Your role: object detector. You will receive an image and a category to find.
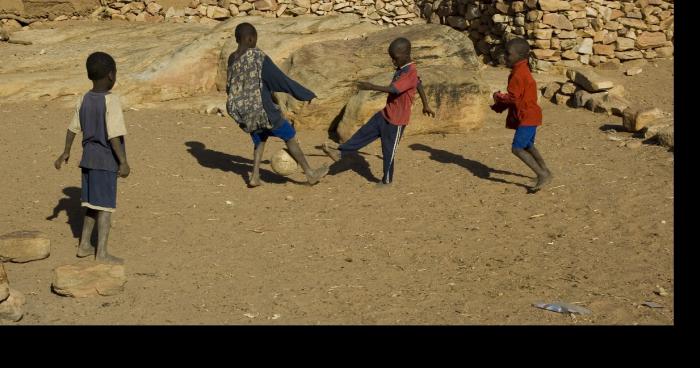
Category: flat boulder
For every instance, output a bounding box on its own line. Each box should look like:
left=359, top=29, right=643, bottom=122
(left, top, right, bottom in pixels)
left=567, top=68, right=614, bottom=92
left=52, top=263, right=126, bottom=298
left=0, top=230, right=50, bottom=263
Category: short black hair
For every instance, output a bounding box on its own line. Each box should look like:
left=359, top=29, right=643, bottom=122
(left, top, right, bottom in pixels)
left=86, top=52, right=116, bottom=81
left=389, top=37, right=411, bottom=56
left=505, top=37, right=530, bottom=60
left=235, top=22, right=257, bottom=43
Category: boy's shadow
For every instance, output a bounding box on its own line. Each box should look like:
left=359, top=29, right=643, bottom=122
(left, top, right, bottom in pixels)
left=46, top=187, right=92, bottom=241
left=185, top=141, right=300, bottom=185
left=315, top=145, right=381, bottom=183
left=409, top=143, right=533, bottom=191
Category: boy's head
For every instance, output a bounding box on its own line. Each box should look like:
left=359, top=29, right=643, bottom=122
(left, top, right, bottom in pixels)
left=388, top=37, right=411, bottom=68
left=235, top=22, right=257, bottom=48
left=86, top=51, right=116, bottom=89
left=504, top=37, right=530, bottom=67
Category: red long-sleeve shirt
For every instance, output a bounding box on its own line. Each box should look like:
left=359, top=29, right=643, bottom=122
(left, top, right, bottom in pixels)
left=490, top=59, right=542, bottom=129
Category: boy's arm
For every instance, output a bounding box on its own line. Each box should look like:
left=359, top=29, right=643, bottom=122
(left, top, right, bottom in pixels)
left=109, top=137, right=130, bottom=178
left=494, top=75, right=523, bottom=105
left=417, top=81, right=435, bottom=117
left=357, top=81, right=395, bottom=94
left=105, top=94, right=129, bottom=178
left=262, top=56, right=316, bottom=101
left=54, top=130, right=76, bottom=169
left=55, top=97, right=82, bottom=169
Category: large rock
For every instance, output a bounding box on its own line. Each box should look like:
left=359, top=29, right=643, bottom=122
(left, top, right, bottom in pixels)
left=0, top=21, right=227, bottom=106
left=21, top=0, right=100, bottom=18
left=52, top=263, right=127, bottom=298
left=566, top=68, right=614, bottom=92
left=542, top=81, right=562, bottom=99
left=0, top=264, right=8, bottom=303
left=0, top=15, right=381, bottom=110
left=0, top=0, right=24, bottom=14
left=0, top=288, right=25, bottom=322
left=271, top=24, right=490, bottom=139
left=0, top=231, right=50, bottom=263
left=642, top=117, right=674, bottom=139
left=572, top=89, right=606, bottom=109
left=217, top=15, right=381, bottom=94
left=587, top=93, right=630, bottom=116
left=622, top=107, right=667, bottom=132
left=657, top=125, right=673, bottom=149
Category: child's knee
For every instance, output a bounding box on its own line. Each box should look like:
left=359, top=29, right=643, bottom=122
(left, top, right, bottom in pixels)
left=511, top=147, right=524, bottom=155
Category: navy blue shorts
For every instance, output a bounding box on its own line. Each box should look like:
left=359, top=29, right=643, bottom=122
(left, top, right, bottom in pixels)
left=512, top=126, right=537, bottom=149
left=81, top=168, right=117, bottom=212
left=250, top=120, right=296, bottom=147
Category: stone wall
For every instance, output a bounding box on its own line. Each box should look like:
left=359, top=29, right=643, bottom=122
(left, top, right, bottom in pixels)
left=420, top=0, right=674, bottom=70
left=1, top=0, right=674, bottom=69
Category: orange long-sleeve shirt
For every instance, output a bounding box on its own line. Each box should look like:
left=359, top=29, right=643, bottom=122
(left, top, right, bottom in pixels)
left=490, top=59, right=542, bottom=129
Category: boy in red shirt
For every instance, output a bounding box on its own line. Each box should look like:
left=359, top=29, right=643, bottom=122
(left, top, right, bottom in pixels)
left=322, top=37, right=435, bottom=187
left=491, top=37, right=553, bottom=191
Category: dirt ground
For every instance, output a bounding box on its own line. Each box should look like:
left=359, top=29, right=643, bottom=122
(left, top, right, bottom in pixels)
left=0, top=37, right=673, bottom=324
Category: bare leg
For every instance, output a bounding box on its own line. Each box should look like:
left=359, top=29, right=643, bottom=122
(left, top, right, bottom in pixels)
left=77, top=208, right=96, bottom=258
left=250, top=141, right=266, bottom=187
left=527, top=146, right=551, bottom=175
left=526, top=146, right=553, bottom=190
left=286, top=137, right=328, bottom=185
left=95, top=210, right=123, bottom=264
left=512, top=148, right=548, bottom=191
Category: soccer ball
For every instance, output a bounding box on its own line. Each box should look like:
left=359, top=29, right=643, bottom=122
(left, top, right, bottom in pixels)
left=271, top=149, right=298, bottom=176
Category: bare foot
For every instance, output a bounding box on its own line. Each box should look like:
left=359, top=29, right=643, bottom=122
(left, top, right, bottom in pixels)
left=533, top=172, right=553, bottom=191
left=76, top=243, right=94, bottom=258
left=307, top=164, right=329, bottom=186
left=95, top=253, right=124, bottom=265
left=249, top=176, right=262, bottom=188
left=322, top=142, right=340, bottom=162
left=375, top=182, right=393, bottom=189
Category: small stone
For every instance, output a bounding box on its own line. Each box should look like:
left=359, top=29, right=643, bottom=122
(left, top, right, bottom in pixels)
left=285, top=195, right=294, bottom=201
left=560, top=82, right=577, bottom=95
left=542, top=82, right=562, bottom=99
left=554, top=93, right=570, bottom=105
left=0, top=288, right=25, bottom=322
left=626, top=140, right=642, bottom=149
left=656, top=286, right=669, bottom=297
left=0, top=264, right=9, bottom=302
left=625, top=67, right=642, bottom=76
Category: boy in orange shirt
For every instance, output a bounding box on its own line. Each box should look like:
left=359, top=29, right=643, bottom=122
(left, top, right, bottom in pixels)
left=491, top=38, right=552, bottom=191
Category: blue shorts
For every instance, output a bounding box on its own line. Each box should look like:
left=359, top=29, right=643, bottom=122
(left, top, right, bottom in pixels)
left=81, top=168, right=117, bottom=212
left=512, top=126, right=537, bottom=149
left=250, top=120, right=296, bottom=147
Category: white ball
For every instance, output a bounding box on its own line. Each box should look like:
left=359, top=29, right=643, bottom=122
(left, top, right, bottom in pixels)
left=271, top=149, right=298, bottom=176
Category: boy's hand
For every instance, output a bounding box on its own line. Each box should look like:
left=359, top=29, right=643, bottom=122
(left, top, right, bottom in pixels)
left=422, top=106, right=436, bottom=117
left=492, top=91, right=503, bottom=102
left=357, top=81, right=373, bottom=91
left=54, top=153, right=69, bottom=170
left=118, top=163, right=130, bottom=178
